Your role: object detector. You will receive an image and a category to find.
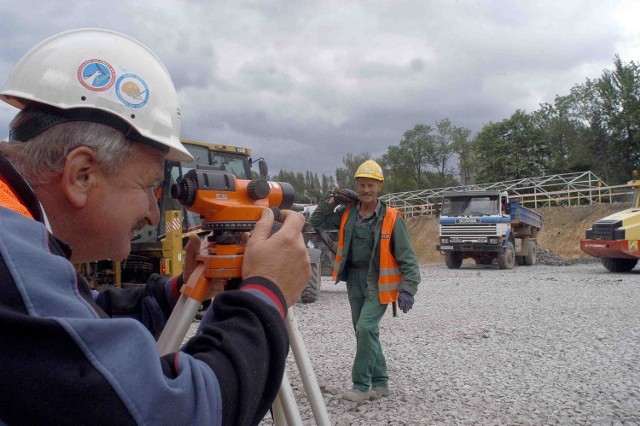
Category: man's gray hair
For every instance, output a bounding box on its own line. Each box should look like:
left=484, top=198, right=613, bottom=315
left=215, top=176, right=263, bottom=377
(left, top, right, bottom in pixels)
left=1, top=107, right=136, bottom=185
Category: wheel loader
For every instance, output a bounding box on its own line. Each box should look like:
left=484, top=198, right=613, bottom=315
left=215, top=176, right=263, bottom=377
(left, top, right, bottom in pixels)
left=580, top=172, right=640, bottom=272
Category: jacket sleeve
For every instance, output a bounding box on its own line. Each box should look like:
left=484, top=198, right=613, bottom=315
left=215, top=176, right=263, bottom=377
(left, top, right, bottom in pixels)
left=0, top=207, right=289, bottom=426
left=94, top=273, right=182, bottom=339
left=391, top=216, right=421, bottom=295
left=309, top=198, right=344, bottom=230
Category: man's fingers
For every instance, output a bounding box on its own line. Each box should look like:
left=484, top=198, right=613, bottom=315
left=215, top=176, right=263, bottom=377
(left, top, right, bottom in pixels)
left=185, top=234, right=201, bottom=253
left=248, top=208, right=274, bottom=243
left=277, top=210, right=305, bottom=234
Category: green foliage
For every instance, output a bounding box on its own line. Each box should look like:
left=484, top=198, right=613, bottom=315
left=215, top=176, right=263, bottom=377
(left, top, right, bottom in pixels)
left=335, top=152, right=370, bottom=189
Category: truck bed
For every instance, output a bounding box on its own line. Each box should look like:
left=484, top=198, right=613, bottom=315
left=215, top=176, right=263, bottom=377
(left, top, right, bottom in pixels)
left=510, top=201, right=542, bottom=229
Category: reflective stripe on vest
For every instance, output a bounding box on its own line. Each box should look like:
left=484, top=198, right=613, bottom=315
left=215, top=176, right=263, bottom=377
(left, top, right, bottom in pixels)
left=0, top=177, right=33, bottom=219
left=332, top=208, right=350, bottom=281
left=332, top=205, right=402, bottom=304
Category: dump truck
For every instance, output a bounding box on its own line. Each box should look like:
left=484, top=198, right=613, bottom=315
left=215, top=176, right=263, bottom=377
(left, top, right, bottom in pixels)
left=580, top=175, right=640, bottom=272
left=436, top=190, right=543, bottom=269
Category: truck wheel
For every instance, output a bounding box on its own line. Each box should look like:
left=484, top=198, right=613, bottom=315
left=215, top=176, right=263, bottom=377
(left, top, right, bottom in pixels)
left=445, top=252, right=463, bottom=269
left=524, top=241, right=537, bottom=266
left=515, top=256, right=524, bottom=266
left=601, top=257, right=638, bottom=272
left=497, top=241, right=516, bottom=270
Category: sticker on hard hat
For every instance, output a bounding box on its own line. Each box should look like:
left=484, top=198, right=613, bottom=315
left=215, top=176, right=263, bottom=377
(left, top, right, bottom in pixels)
left=115, top=73, right=150, bottom=108
left=361, top=168, right=374, bottom=173
left=77, top=59, right=116, bottom=91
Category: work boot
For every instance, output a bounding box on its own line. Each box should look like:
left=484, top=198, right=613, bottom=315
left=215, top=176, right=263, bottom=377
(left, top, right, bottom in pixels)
left=341, top=387, right=371, bottom=402
left=369, top=385, right=390, bottom=399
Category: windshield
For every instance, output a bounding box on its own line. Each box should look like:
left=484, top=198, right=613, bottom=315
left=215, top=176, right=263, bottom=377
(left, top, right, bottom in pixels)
left=441, top=196, right=499, bottom=216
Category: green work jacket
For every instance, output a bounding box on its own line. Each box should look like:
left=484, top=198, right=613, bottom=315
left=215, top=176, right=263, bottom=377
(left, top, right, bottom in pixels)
left=310, top=198, right=420, bottom=296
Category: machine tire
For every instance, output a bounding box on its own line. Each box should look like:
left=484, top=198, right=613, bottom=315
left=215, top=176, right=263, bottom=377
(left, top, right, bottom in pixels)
left=524, top=240, right=537, bottom=266
left=497, top=241, right=516, bottom=270
left=601, top=257, right=638, bottom=272
left=515, top=256, right=525, bottom=266
left=445, top=252, right=463, bottom=269
left=300, top=251, right=322, bottom=303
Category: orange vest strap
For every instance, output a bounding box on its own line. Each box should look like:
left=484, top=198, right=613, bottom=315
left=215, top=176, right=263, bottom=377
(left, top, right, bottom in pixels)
left=332, top=206, right=351, bottom=281
left=0, top=178, right=34, bottom=219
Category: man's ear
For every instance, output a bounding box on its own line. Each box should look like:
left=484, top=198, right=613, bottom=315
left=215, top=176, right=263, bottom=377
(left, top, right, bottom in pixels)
left=61, top=146, right=100, bottom=208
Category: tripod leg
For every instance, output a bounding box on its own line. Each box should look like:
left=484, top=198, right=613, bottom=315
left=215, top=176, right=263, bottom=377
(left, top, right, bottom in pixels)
left=285, top=307, right=331, bottom=425
left=272, top=370, right=303, bottom=425
left=157, top=295, right=203, bottom=355
left=157, top=263, right=208, bottom=355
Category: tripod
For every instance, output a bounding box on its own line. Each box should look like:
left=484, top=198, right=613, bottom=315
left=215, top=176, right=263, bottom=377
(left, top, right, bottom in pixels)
left=156, top=231, right=330, bottom=425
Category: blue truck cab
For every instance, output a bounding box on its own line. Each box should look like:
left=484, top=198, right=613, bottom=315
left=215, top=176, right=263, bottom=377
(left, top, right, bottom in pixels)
left=436, top=190, right=543, bottom=269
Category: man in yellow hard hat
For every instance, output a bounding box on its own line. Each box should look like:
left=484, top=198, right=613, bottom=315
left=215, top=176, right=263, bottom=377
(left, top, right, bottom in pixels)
left=310, top=159, right=421, bottom=402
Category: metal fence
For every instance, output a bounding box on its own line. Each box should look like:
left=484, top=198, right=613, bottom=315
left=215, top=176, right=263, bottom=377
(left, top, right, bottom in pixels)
left=380, top=171, right=636, bottom=218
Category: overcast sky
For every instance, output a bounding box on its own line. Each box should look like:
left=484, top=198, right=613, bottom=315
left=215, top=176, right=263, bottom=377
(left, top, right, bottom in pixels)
left=0, top=0, right=638, bottom=178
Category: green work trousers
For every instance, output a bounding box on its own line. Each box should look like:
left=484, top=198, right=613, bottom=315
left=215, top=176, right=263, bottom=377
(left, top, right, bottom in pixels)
left=347, top=267, right=389, bottom=391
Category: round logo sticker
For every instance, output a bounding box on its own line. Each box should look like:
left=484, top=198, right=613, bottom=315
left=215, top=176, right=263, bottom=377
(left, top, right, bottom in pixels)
left=115, top=73, right=150, bottom=108
left=77, top=59, right=116, bottom=91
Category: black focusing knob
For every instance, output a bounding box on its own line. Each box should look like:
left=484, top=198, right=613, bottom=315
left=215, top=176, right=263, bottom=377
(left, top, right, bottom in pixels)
left=247, top=179, right=270, bottom=200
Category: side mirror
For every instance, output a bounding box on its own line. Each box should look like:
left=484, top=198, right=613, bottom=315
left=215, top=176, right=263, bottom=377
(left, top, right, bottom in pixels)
left=258, top=160, right=268, bottom=177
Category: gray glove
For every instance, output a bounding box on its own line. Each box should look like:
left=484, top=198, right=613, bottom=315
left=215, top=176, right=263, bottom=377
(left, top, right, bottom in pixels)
left=330, top=188, right=359, bottom=205
left=397, top=290, right=414, bottom=313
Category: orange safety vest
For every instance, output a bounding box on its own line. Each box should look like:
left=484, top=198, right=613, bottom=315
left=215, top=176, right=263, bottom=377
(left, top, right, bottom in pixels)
left=0, top=177, right=33, bottom=219
left=333, top=206, right=403, bottom=304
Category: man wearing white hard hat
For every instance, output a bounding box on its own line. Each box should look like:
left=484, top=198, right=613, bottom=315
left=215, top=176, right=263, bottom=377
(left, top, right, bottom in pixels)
left=0, top=28, right=310, bottom=425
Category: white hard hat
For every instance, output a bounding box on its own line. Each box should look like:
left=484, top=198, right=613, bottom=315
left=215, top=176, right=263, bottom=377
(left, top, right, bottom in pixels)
left=0, top=28, right=193, bottom=162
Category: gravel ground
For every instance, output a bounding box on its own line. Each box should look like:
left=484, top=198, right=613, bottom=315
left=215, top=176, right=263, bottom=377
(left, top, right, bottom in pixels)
left=256, top=257, right=640, bottom=425
left=185, top=254, right=640, bottom=425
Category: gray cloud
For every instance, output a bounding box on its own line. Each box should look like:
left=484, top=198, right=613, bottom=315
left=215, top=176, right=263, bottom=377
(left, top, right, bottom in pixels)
left=0, top=0, right=637, bottom=178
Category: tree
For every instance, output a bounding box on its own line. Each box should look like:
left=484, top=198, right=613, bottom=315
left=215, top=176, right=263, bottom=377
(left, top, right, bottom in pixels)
left=432, top=119, right=471, bottom=177
left=335, top=152, right=370, bottom=189
left=597, top=55, right=640, bottom=183
left=381, top=124, right=435, bottom=190
left=474, top=110, right=547, bottom=183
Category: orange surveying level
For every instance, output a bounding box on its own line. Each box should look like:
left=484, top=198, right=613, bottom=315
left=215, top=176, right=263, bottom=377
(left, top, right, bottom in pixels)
left=169, top=168, right=295, bottom=289
left=156, top=167, right=329, bottom=425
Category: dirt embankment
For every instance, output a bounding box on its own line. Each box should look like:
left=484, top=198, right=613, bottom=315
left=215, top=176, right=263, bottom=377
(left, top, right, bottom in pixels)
left=405, top=203, right=631, bottom=264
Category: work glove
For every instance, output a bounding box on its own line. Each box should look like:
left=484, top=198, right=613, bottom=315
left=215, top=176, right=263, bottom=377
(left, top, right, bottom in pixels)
left=397, top=290, right=414, bottom=313
left=330, top=188, right=360, bottom=205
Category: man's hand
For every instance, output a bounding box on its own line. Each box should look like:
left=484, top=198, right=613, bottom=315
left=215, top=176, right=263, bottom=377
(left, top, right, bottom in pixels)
left=397, top=290, right=414, bottom=313
left=183, top=233, right=203, bottom=284
left=243, top=208, right=311, bottom=307
left=331, top=188, right=360, bottom=205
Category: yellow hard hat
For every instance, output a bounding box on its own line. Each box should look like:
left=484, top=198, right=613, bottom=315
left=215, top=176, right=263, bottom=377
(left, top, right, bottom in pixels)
left=354, top=160, right=384, bottom=182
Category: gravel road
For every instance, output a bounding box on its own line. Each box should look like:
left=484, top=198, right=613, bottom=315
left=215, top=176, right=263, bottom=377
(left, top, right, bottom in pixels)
left=257, top=260, right=640, bottom=425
